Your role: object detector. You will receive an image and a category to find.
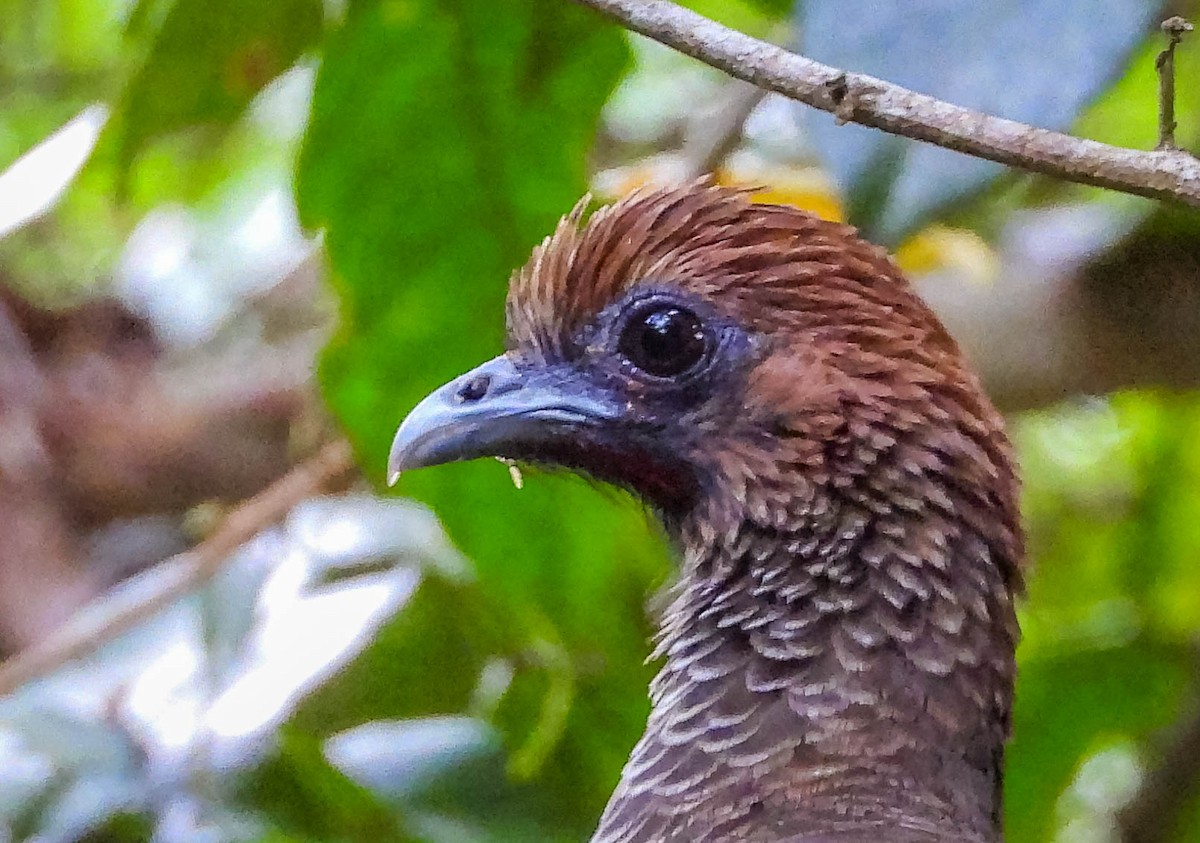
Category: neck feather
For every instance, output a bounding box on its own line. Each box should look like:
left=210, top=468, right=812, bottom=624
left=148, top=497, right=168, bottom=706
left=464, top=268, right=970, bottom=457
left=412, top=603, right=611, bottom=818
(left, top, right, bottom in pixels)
left=593, top=478, right=1019, bottom=843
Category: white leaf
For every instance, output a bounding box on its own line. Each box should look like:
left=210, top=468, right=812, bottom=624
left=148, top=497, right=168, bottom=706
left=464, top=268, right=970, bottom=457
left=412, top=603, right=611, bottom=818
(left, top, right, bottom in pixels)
left=0, top=104, right=108, bottom=240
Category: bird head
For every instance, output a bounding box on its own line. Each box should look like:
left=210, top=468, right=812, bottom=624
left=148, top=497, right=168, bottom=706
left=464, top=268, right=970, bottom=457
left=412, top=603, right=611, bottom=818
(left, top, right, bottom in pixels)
left=391, top=183, right=1025, bottom=838
left=390, top=184, right=1020, bottom=572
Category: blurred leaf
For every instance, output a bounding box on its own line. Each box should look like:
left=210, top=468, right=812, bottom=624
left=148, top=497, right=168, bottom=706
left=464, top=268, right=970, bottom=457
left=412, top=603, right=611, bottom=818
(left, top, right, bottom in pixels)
left=0, top=707, right=146, bottom=841
left=80, top=811, right=155, bottom=843
left=204, top=496, right=447, bottom=764
left=0, top=494, right=460, bottom=840
left=298, top=0, right=667, bottom=831
left=745, top=0, right=796, bottom=16
left=0, top=104, right=108, bottom=240
left=115, top=0, right=322, bottom=174
left=293, top=494, right=471, bottom=586
left=1010, top=393, right=1200, bottom=841
left=1006, top=642, right=1193, bottom=841
left=239, top=729, right=415, bottom=842
left=683, top=0, right=788, bottom=36
left=326, top=717, right=499, bottom=801
left=200, top=534, right=276, bottom=690
left=34, top=775, right=146, bottom=843
left=124, top=0, right=176, bottom=40
left=326, top=717, right=581, bottom=843
left=292, top=567, right=500, bottom=736
left=798, top=0, right=1159, bottom=243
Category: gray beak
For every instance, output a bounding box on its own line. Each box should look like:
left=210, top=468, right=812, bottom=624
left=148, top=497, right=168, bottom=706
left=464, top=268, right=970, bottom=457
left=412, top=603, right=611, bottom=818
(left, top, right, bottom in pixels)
left=387, top=355, right=620, bottom=485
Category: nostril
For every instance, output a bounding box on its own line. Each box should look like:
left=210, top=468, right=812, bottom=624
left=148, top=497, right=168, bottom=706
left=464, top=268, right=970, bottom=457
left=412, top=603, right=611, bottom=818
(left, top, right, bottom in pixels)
left=456, top=374, right=491, bottom=402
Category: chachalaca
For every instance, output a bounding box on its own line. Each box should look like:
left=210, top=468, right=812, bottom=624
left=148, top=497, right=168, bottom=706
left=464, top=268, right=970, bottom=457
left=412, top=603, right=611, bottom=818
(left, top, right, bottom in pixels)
left=389, top=184, right=1023, bottom=842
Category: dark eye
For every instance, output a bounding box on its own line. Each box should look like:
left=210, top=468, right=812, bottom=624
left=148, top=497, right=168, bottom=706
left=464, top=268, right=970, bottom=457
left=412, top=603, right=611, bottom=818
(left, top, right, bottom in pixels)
left=618, top=304, right=708, bottom=378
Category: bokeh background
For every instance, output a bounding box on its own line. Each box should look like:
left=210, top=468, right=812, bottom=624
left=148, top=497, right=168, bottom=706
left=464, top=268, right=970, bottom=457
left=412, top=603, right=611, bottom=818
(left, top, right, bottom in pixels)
left=2, top=0, right=1200, bottom=841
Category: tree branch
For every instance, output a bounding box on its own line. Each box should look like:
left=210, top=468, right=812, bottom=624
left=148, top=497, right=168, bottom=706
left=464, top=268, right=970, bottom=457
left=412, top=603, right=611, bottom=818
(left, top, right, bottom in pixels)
left=570, top=0, right=1200, bottom=207
left=0, top=440, right=356, bottom=697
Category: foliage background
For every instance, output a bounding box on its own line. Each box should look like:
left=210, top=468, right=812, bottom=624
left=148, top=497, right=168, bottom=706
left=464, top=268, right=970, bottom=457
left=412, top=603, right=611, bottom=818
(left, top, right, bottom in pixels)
left=2, top=0, right=1200, bottom=841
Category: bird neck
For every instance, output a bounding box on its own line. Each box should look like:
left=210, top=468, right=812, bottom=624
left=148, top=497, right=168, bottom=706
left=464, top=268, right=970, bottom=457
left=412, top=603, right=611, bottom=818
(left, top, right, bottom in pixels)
left=632, top=490, right=1016, bottom=841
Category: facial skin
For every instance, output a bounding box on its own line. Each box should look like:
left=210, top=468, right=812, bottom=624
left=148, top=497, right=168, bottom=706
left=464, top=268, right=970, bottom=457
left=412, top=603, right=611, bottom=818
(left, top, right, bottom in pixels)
left=390, top=280, right=761, bottom=518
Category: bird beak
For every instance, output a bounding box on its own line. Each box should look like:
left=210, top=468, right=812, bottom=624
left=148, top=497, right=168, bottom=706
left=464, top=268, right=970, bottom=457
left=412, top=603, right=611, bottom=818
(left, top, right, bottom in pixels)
left=387, top=354, right=620, bottom=485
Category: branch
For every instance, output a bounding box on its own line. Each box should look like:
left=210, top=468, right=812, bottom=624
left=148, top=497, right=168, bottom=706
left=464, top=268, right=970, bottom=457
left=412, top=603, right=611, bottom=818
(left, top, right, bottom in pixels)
left=0, top=440, right=357, bottom=697
left=1157, top=17, right=1194, bottom=151
left=570, top=0, right=1200, bottom=207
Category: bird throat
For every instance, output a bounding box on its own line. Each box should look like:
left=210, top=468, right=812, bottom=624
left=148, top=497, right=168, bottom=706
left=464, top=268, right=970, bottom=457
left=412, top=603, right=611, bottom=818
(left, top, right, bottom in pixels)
left=594, top=490, right=1016, bottom=843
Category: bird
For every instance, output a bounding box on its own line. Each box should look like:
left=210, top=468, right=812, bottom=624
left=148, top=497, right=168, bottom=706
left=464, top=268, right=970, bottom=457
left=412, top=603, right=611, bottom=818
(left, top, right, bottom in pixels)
left=388, top=183, right=1023, bottom=842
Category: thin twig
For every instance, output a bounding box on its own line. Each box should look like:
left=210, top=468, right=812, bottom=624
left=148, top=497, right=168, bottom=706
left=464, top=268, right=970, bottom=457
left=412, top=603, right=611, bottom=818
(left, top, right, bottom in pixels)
left=1157, top=16, right=1193, bottom=150
left=0, top=440, right=357, bottom=697
left=570, top=0, right=1200, bottom=206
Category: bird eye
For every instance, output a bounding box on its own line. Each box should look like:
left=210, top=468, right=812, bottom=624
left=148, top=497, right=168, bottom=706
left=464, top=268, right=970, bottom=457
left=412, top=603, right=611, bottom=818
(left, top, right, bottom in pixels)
left=618, top=304, right=708, bottom=378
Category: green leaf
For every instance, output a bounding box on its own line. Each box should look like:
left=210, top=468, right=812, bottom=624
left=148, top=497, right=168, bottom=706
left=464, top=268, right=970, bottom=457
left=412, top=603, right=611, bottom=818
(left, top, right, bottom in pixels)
left=1006, top=642, right=1193, bottom=842
left=326, top=717, right=583, bottom=842
left=115, top=0, right=322, bottom=173
left=297, top=0, right=666, bottom=831
left=326, top=717, right=500, bottom=802
left=291, top=567, right=501, bottom=736
left=239, top=728, right=416, bottom=842
left=682, top=0, right=789, bottom=36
